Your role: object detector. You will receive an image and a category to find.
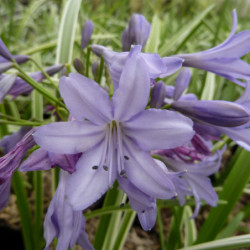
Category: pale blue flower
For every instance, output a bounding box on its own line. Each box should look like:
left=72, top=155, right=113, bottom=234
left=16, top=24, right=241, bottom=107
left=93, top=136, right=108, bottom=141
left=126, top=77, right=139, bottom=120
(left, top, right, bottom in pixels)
left=33, top=46, right=194, bottom=211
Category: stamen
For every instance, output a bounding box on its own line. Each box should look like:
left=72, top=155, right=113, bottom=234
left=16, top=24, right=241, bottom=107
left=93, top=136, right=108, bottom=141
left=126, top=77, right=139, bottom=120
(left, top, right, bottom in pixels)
left=92, top=165, right=98, bottom=170
left=108, top=122, right=114, bottom=185
left=103, top=165, right=109, bottom=171
left=120, top=169, right=126, bottom=176
left=124, top=155, right=129, bottom=160
left=120, top=203, right=125, bottom=208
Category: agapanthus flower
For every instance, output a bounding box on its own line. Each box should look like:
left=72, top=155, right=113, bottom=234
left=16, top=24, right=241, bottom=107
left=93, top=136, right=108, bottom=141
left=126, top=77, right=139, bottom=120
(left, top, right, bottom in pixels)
left=0, top=128, right=35, bottom=184
left=156, top=146, right=224, bottom=217
left=122, top=14, right=150, bottom=51
left=33, top=46, right=194, bottom=213
left=177, top=10, right=250, bottom=87
left=43, top=172, right=94, bottom=250
left=91, top=44, right=183, bottom=90
left=0, top=126, right=32, bottom=210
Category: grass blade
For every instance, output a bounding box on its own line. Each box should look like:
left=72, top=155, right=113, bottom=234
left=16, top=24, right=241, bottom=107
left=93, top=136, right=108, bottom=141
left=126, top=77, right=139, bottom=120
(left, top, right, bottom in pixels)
left=56, top=0, right=82, bottom=64
left=159, top=5, right=214, bottom=56
left=196, top=149, right=250, bottom=243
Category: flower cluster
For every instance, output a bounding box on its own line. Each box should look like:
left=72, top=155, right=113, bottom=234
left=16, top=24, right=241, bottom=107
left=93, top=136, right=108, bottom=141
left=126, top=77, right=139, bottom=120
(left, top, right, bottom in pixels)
left=0, top=10, right=250, bottom=250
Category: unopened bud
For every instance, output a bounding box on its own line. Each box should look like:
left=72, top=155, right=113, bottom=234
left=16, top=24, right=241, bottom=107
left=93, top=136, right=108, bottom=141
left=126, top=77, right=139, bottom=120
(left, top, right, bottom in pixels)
left=73, top=58, right=85, bottom=75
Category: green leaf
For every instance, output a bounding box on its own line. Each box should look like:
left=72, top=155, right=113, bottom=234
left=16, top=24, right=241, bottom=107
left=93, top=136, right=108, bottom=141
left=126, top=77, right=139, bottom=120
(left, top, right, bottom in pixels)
left=159, top=5, right=214, bottom=56
left=178, top=234, right=250, bottom=250
left=12, top=171, right=34, bottom=250
left=56, top=0, right=82, bottom=64
left=145, top=14, right=161, bottom=53
left=196, top=149, right=250, bottom=243
left=216, top=212, right=245, bottom=239
left=183, top=206, right=197, bottom=246
left=112, top=211, right=136, bottom=250
left=201, top=72, right=215, bottom=100
left=166, top=206, right=184, bottom=249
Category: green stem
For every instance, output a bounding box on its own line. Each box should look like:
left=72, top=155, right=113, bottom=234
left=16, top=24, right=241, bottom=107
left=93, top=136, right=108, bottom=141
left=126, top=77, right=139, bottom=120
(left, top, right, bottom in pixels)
left=97, top=56, right=104, bottom=84
left=32, top=89, right=44, bottom=249
left=86, top=46, right=91, bottom=78
left=13, top=63, right=66, bottom=108
left=0, top=119, right=43, bottom=126
left=29, top=57, right=60, bottom=92
left=12, top=171, right=34, bottom=250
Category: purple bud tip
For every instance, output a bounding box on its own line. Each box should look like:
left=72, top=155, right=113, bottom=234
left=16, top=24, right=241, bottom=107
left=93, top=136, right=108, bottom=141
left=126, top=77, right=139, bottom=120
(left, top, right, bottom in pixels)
left=81, top=20, right=94, bottom=49
left=13, top=55, right=30, bottom=64
left=150, top=81, right=166, bottom=108
left=122, top=14, right=151, bottom=51
left=0, top=39, right=13, bottom=60
left=45, top=64, right=64, bottom=76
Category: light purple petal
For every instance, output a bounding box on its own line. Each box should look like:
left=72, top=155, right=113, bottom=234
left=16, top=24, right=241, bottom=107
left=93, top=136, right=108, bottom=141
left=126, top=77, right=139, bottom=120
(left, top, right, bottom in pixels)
left=118, top=176, right=156, bottom=230
left=113, top=46, right=150, bottom=121
left=19, top=148, right=51, bottom=172
left=173, top=68, right=191, bottom=100
left=33, top=121, right=105, bottom=154
left=0, top=126, right=31, bottom=154
left=44, top=171, right=92, bottom=250
left=123, top=137, right=176, bottom=199
left=218, top=127, right=250, bottom=151
left=66, top=141, right=116, bottom=210
left=140, top=53, right=167, bottom=78
left=160, top=57, right=183, bottom=77
left=59, top=73, right=112, bottom=125
left=123, top=109, right=194, bottom=151
left=0, top=74, right=17, bottom=102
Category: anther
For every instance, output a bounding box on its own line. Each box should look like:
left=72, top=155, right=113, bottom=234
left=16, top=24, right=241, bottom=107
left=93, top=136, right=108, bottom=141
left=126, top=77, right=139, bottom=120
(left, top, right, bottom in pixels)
left=124, top=155, right=129, bottom=160
left=122, top=174, right=128, bottom=179
left=120, top=203, right=125, bottom=208
left=103, top=165, right=109, bottom=171
left=92, top=165, right=98, bottom=170
left=141, top=210, right=145, bottom=214
left=120, top=169, right=126, bottom=176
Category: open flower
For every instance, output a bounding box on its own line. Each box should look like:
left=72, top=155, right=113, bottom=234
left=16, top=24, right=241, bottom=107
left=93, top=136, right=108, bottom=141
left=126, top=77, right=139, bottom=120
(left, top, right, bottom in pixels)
left=44, top=171, right=93, bottom=250
left=33, top=46, right=194, bottom=211
left=177, top=10, right=250, bottom=86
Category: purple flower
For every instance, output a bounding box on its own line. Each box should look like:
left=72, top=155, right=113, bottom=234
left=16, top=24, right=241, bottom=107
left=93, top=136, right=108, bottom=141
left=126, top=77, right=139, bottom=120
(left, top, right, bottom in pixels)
left=44, top=171, right=93, bottom=250
left=81, top=20, right=94, bottom=50
left=33, top=46, right=194, bottom=211
left=159, top=147, right=224, bottom=217
left=122, top=14, right=150, bottom=51
left=0, top=127, right=33, bottom=210
left=177, top=10, right=250, bottom=86
left=0, top=129, right=35, bottom=184
left=92, top=44, right=183, bottom=90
